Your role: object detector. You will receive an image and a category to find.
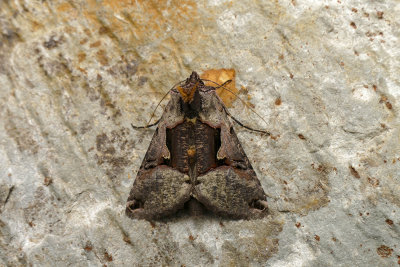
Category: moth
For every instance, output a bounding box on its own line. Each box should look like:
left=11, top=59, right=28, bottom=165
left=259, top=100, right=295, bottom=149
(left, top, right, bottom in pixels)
left=126, top=71, right=268, bottom=220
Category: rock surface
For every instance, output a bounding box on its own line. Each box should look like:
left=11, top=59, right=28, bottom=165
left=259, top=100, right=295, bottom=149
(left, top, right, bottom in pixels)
left=0, top=0, right=399, bottom=266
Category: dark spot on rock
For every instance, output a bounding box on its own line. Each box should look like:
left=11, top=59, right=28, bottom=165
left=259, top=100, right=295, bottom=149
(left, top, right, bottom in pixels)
left=351, top=8, right=358, bottom=13
left=44, top=177, right=53, bottom=186
left=126, top=60, right=138, bottom=77
left=332, top=237, right=337, bottom=242
left=377, top=11, right=384, bottom=19
left=96, top=49, right=109, bottom=66
left=367, top=177, right=379, bottom=187
left=99, top=26, right=111, bottom=35
left=219, top=221, right=224, bottom=227
left=5, top=115, right=39, bottom=154
left=289, top=73, right=294, bottom=79
left=80, top=120, right=92, bottom=135
left=380, top=95, right=393, bottom=109
left=350, top=22, right=357, bottom=29
left=188, top=235, right=195, bottom=241
left=95, top=129, right=135, bottom=179
left=314, top=235, right=320, bottom=241
left=377, top=245, right=393, bottom=258
left=78, top=52, right=86, bottom=63
left=275, top=98, right=282, bottom=105
left=298, top=134, right=305, bottom=139
left=2, top=28, right=21, bottom=45
left=123, top=234, right=132, bottom=244
left=138, top=76, right=148, bottom=86
left=96, top=134, right=109, bottom=152
left=295, top=222, right=301, bottom=228
left=84, top=245, right=93, bottom=252
left=270, top=135, right=279, bottom=140
left=385, top=219, right=394, bottom=226
left=311, top=163, right=329, bottom=174
left=104, top=251, right=113, bottom=262
left=373, top=84, right=377, bottom=91
left=349, top=166, right=360, bottom=178
left=43, top=35, right=64, bottom=49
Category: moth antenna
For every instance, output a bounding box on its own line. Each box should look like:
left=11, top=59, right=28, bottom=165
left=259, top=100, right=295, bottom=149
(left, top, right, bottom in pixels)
left=228, top=113, right=270, bottom=135
left=201, top=79, right=270, bottom=133
left=215, top=79, right=232, bottom=89
left=145, top=89, right=171, bottom=126
left=131, top=117, right=161, bottom=129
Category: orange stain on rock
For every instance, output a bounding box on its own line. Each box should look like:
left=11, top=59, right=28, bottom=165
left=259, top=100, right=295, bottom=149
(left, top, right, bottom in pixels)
left=57, top=0, right=199, bottom=77
left=56, top=2, right=78, bottom=20
left=201, top=69, right=238, bottom=107
left=96, top=49, right=109, bottom=66
left=90, top=41, right=101, bottom=48
left=56, top=0, right=208, bottom=82
left=76, top=0, right=199, bottom=45
left=78, top=52, right=86, bottom=63
left=31, top=20, right=44, bottom=31
left=57, top=2, right=73, bottom=12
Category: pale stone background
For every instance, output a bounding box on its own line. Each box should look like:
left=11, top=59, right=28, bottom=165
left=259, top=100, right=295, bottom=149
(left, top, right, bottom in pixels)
left=0, top=0, right=399, bottom=266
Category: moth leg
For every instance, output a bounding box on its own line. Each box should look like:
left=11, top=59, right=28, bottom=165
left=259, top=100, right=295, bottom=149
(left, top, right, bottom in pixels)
left=126, top=199, right=144, bottom=215
left=251, top=199, right=268, bottom=212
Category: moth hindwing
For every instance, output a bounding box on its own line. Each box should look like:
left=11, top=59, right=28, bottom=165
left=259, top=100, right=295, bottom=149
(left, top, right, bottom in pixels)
left=126, top=71, right=268, bottom=220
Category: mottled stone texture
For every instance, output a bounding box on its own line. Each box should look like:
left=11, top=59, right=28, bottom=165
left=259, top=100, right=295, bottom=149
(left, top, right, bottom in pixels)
left=0, top=0, right=399, bottom=266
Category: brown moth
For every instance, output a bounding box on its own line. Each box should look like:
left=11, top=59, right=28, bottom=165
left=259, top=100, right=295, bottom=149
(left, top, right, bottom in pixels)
left=126, top=71, right=268, bottom=220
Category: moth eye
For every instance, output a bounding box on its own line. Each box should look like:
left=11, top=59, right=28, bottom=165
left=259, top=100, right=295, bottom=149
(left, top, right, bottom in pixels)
left=126, top=199, right=143, bottom=211
left=229, top=127, right=234, bottom=135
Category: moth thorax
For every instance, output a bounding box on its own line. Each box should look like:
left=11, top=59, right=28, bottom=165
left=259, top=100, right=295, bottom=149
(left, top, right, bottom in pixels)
left=177, top=81, right=199, bottom=103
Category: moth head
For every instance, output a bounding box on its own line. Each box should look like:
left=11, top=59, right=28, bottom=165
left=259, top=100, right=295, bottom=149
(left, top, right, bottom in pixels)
left=176, top=71, right=204, bottom=103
